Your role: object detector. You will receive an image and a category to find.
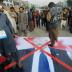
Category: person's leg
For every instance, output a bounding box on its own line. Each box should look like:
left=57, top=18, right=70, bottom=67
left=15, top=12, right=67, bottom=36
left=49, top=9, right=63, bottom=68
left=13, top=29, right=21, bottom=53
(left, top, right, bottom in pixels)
left=62, top=20, right=66, bottom=30
left=42, top=18, right=44, bottom=27
left=43, top=19, right=45, bottom=27
left=48, top=29, right=58, bottom=47
left=69, top=24, right=72, bottom=33
left=66, top=20, right=68, bottom=30
left=25, top=30, right=27, bottom=36
left=42, top=19, right=45, bottom=27
left=36, top=20, right=39, bottom=27
left=31, top=21, right=35, bottom=31
left=18, top=30, right=22, bottom=36
left=14, top=23, right=18, bottom=34
left=41, top=19, right=43, bottom=27
left=29, top=21, right=32, bottom=32
left=38, top=20, right=40, bottom=28
left=18, top=25, right=22, bottom=36
left=48, top=33, right=55, bottom=47
left=22, top=30, right=27, bottom=36
left=61, top=20, right=63, bottom=29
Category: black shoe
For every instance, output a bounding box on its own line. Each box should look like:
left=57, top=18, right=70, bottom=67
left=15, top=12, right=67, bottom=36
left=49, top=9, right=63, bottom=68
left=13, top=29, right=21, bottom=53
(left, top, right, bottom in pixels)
left=48, top=44, right=54, bottom=47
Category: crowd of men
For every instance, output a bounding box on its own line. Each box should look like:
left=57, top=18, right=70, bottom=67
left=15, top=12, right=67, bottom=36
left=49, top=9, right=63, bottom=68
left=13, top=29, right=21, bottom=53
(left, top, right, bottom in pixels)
left=0, top=0, right=72, bottom=71
left=28, top=6, right=72, bottom=47
left=0, top=5, right=72, bottom=37
left=28, top=7, right=72, bottom=33
left=0, top=0, right=24, bottom=72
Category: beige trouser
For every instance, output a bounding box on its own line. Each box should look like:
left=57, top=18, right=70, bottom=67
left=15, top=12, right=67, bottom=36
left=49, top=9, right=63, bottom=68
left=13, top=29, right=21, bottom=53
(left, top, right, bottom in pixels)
left=61, top=20, right=67, bottom=29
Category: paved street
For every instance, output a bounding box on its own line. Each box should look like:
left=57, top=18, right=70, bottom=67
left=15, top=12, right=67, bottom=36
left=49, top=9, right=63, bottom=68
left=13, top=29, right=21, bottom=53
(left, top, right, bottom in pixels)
left=27, top=27, right=72, bottom=37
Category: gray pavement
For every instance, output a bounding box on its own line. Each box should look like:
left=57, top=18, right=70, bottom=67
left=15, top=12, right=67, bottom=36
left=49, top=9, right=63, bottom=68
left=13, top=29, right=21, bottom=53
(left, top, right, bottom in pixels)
left=27, top=27, right=72, bottom=37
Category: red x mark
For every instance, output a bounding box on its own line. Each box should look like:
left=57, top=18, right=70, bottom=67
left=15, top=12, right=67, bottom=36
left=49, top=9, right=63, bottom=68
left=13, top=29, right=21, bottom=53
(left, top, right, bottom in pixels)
left=24, top=38, right=72, bottom=71
left=4, top=37, right=72, bottom=71
left=4, top=38, right=50, bottom=70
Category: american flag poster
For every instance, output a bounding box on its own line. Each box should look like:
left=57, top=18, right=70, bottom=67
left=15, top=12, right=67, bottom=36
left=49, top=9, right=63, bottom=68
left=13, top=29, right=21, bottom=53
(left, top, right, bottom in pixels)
left=15, top=37, right=72, bottom=72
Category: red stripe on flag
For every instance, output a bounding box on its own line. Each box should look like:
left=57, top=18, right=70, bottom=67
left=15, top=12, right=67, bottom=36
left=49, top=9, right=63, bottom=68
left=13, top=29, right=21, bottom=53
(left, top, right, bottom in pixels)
left=3, top=37, right=72, bottom=72
left=43, top=50, right=72, bottom=71
left=4, top=38, right=50, bottom=71
left=25, top=38, right=72, bottom=71
left=4, top=62, right=16, bottom=70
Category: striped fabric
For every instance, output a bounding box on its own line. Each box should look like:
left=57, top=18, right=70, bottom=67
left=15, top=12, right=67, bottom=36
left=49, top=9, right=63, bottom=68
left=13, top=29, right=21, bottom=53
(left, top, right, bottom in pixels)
left=16, top=37, right=72, bottom=72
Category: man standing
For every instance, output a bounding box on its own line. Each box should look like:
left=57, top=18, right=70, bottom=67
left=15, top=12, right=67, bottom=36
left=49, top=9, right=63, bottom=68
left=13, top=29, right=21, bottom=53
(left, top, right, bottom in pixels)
left=18, top=7, right=28, bottom=36
left=68, top=8, right=72, bottom=33
left=0, top=1, right=23, bottom=71
left=46, top=2, right=59, bottom=47
left=46, top=10, right=58, bottom=47
left=9, top=7, right=17, bottom=34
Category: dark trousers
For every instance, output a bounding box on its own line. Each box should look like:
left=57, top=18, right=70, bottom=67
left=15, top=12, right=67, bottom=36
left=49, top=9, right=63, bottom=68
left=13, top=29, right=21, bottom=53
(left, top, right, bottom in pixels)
left=49, top=28, right=58, bottom=46
left=28, top=21, right=35, bottom=32
left=0, top=38, right=20, bottom=72
left=41, top=18, right=46, bottom=27
left=68, top=22, right=72, bottom=33
left=36, top=19, right=40, bottom=28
